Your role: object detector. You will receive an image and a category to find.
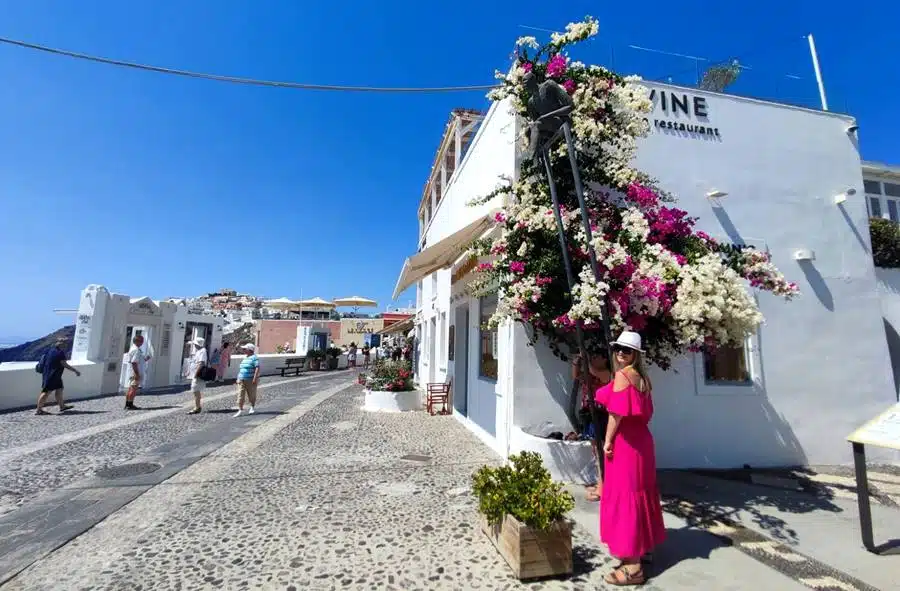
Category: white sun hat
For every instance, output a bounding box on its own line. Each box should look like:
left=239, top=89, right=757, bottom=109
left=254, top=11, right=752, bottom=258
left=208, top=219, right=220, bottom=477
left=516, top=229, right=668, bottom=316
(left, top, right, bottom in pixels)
left=242, top=343, right=256, bottom=352
left=191, top=337, right=206, bottom=348
left=612, top=331, right=644, bottom=353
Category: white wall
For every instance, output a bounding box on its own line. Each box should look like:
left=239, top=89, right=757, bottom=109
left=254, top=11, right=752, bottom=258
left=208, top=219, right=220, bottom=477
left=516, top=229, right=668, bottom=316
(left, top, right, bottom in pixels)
left=499, top=85, right=898, bottom=468
left=626, top=84, right=895, bottom=467
left=0, top=360, right=104, bottom=411
left=417, top=98, right=518, bottom=393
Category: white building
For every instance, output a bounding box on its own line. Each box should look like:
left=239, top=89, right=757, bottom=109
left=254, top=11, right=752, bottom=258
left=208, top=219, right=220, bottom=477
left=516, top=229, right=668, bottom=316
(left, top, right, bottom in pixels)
left=394, top=85, right=900, bottom=475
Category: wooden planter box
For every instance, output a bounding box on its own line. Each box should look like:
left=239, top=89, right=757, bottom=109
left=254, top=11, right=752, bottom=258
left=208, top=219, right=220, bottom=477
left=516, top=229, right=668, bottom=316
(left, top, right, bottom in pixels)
left=479, top=513, right=573, bottom=580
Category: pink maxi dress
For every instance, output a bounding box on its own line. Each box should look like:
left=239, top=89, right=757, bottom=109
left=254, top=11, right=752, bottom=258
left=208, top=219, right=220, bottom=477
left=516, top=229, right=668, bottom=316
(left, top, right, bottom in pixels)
left=595, top=378, right=666, bottom=559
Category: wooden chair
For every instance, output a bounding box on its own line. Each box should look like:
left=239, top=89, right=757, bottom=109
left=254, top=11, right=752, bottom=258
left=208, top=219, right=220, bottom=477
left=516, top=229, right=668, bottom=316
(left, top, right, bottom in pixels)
left=426, top=379, right=451, bottom=415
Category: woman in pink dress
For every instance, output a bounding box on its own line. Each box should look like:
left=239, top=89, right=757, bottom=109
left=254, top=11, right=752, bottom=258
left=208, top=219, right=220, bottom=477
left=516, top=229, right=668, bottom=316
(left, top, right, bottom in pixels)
left=216, top=342, right=232, bottom=382
left=595, top=331, right=665, bottom=586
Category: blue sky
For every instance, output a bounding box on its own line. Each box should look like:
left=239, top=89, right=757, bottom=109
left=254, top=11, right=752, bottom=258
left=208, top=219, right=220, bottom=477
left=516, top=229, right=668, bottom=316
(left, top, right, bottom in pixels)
left=1, top=0, right=898, bottom=339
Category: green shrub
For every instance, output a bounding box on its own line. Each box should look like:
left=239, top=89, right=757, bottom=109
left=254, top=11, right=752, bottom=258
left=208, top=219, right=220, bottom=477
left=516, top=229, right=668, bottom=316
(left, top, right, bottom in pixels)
left=305, top=349, right=326, bottom=360
left=870, top=217, right=900, bottom=268
left=471, top=451, right=574, bottom=531
left=326, top=346, right=343, bottom=358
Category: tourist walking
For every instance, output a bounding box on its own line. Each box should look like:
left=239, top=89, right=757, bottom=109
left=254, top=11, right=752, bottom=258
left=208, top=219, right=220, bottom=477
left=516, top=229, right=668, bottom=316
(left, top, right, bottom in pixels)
left=186, top=337, right=208, bottom=415
left=571, top=351, right=611, bottom=501
left=35, top=338, right=80, bottom=415
left=233, top=343, right=260, bottom=417
left=124, top=334, right=145, bottom=410
left=348, top=342, right=358, bottom=368
left=211, top=342, right=232, bottom=383
left=362, top=344, right=371, bottom=369
left=595, top=331, right=665, bottom=586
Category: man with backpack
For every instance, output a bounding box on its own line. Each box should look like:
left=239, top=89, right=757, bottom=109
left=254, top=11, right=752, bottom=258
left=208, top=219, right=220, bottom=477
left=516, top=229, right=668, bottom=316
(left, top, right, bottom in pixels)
left=35, top=338, right=81, bottom=415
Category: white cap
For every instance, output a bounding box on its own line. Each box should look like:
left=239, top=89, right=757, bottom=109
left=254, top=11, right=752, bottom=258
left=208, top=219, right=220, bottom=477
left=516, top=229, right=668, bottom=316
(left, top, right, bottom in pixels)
left=192, top=337, right=205, bottom=348
left=242, top=343, right=256, bottom=351
left=612, top=331, right=644, bottom=353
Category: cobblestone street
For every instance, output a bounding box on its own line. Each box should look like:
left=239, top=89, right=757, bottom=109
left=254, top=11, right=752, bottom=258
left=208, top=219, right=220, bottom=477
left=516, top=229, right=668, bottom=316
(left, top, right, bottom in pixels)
left=0, top=374, right=895, bottom=590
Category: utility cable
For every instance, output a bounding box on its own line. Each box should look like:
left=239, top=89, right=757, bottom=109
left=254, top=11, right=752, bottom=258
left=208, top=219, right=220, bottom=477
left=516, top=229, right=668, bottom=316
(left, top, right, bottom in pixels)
left=0, top=35, right=499, bottom=93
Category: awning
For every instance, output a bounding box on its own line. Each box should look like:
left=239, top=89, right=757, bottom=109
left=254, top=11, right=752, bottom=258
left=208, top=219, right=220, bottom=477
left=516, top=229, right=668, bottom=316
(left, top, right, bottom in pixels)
left=376, top=316, right=414, bottom=336
left=392, top=211, right=497, bottom=299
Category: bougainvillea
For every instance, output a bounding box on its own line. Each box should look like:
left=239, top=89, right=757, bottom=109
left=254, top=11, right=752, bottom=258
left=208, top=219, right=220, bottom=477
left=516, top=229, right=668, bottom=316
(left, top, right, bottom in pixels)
left=467, top=17, right=798, bottom=369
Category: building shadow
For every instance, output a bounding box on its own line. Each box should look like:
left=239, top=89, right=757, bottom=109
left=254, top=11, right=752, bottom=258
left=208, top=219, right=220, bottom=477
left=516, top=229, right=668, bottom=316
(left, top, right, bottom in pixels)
left=882, top=319, right=900, bottom=399
left=650, top=525, right=730, bottom=576
left=797, top=259, right=834, bottom=311
left=837, top=202, right=870, bottom=253
left=711, top=204, right=744, bottom=245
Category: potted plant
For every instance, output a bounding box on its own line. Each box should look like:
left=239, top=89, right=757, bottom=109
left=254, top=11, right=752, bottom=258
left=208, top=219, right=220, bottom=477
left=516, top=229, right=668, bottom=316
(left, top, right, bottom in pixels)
left=325, top=346, right=342, bottom=370
left=471, top=452, right=575, bottom=580
left=306, top=349, right=325, bottom=370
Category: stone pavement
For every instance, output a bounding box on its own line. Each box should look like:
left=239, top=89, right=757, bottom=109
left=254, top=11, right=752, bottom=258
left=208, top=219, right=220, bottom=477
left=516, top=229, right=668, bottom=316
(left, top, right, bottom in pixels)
left=0, top=376, right=896, bottom=590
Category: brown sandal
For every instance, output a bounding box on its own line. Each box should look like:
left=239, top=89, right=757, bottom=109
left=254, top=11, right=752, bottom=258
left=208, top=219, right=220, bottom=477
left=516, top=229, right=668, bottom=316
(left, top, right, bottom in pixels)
left=604, top=565, right=645, bottom=586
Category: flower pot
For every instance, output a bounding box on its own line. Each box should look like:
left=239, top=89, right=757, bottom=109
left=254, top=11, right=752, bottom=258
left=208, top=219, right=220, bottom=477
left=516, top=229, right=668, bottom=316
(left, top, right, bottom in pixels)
left=479, top=513, right=572, bottom=580
left=362, top=389, right=422, bottom=412
left=327, top=357, right=338, bottom=370
left=308, top=359, right=321, bottom=371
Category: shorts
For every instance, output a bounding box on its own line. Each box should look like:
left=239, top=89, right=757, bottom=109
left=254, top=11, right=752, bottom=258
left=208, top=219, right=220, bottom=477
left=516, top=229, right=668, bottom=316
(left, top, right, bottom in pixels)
left=191, top=378, right=207, bottom=393
left=238, top=379, right=258, bottom=401
left=41, top=376, right=64, bottom=394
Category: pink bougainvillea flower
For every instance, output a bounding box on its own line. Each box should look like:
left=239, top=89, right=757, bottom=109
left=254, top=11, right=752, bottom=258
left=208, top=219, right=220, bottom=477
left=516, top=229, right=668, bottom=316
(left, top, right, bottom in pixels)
left=509, top=261, right=526, bottom=273
left=477, top=262, right=494, bottom=271
left=626, top=183, right=660, bottom=209
left=546, top=54, right=567, bottom=78
left=563, top=79, right=577, bottom=94
left=494, top=211, right=506, bottom=223
left=522, top=61, right=533, bottom=73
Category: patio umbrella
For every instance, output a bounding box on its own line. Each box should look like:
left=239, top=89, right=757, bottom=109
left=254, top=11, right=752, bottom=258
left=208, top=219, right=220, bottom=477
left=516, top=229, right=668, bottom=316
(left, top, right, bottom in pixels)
left=333, top=296, right=377, bottom=308
left=263, top=297, right=300, bottom=310
left=298, top=297, right=337, bottom=311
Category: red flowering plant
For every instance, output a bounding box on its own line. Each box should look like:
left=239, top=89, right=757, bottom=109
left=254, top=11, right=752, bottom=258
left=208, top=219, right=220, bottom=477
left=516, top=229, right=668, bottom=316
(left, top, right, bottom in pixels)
left=365, top=359, right=416, bottom=392
left=468, top=17, right=799, bottom=369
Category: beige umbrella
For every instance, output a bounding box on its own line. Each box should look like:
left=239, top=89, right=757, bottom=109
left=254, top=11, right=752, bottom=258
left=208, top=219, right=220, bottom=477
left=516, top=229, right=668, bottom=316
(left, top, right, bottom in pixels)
left=333, top=296, right=377, bottom=308
left=298, top=297, right=336, bottom=310
left=263, top=297, right=300, bottom=310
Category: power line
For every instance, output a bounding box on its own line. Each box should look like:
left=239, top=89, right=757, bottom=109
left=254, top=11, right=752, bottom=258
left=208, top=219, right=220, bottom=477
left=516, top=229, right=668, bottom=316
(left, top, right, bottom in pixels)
left=0, top=35, right=499, bottom=93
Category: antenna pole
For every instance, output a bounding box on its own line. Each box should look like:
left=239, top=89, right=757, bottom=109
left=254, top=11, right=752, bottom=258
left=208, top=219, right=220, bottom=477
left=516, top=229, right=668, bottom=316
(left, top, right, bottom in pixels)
left=807, top=34, right=828, bottom=111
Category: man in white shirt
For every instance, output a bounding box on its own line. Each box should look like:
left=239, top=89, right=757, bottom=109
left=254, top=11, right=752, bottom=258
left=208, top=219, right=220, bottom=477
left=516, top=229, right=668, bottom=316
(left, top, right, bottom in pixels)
left=187, top=337, right=208, bottom=415
left=125, top=335, right=144, bottom=410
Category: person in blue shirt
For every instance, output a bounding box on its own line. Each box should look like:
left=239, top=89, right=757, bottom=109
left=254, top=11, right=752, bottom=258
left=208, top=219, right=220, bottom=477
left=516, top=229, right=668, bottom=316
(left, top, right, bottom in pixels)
left=233, top=343, right=260, bottom=417
left=36, top=338, right=81, bottom=415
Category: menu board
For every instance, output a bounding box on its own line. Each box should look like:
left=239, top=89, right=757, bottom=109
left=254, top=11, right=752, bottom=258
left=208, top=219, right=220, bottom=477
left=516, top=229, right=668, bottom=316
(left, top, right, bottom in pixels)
left=847, top=403, right=900, bottom=451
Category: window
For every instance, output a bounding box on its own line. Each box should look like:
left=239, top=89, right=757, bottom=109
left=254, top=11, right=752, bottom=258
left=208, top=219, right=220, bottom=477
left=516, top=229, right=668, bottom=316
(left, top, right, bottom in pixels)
left=479, top=294, right=498, bottom=380
left=703, top=344, right=750, bottom=383
left=890, top=200, right=899, bottom=223
left=886, top=183, right=900, bottom=198
left=864, top=180, right=882, bottom=195
left=448, top=324, right=455, bottom=361
left=431, top=273, right=438, bottom=300
left=416, top=281, right=423, bottom=308
left=870, top=197, right=883, bottom=218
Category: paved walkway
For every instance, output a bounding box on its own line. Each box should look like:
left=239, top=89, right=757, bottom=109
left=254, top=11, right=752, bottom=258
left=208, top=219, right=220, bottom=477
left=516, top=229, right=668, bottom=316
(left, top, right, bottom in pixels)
left=0, top=376, right=896, bottom=589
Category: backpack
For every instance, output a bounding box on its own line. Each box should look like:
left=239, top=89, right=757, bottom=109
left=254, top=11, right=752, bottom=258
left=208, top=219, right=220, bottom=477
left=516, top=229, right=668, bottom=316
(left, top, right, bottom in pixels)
left=35, top=350, right=48, bottom=374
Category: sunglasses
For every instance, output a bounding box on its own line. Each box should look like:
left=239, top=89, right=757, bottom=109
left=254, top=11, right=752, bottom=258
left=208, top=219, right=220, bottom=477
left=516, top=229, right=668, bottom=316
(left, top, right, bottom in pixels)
left=612, top=346, right=636, bottom=355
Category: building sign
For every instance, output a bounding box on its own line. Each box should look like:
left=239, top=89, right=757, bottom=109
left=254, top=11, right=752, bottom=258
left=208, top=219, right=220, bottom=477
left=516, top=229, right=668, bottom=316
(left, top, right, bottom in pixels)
left=347, top=321, right=375, bottom=335
left=645, top=89, right=720, bottom=138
